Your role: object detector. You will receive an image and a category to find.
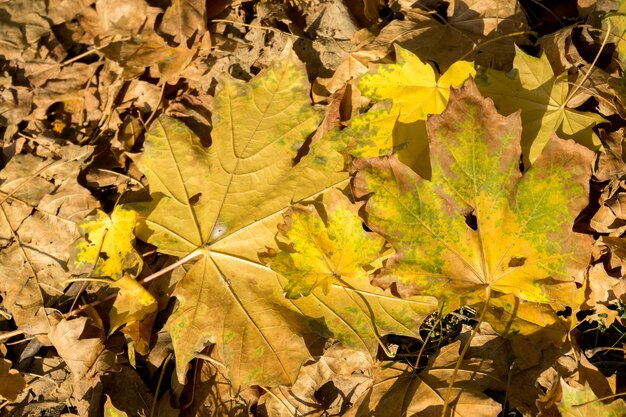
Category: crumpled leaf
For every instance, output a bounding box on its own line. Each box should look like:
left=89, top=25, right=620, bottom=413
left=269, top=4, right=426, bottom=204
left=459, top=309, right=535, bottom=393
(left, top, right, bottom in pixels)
left=477, top=46, right=605, bottom=165
left=130, top=45, right=348, bottom=388
left=0, top=0, right=49, bottom=60
left=346, top=341, right=501, bottom=417
left=71, top=206, right=142, bottom=279
left=259, top=344, right=372, bottom=417
left=48, top=316, right=116, bottom=416
left=352, top=81, right=594, bottom=338
left=0, top=145, right=99, bottom=336
left=557, top=379, right=626, bottom=417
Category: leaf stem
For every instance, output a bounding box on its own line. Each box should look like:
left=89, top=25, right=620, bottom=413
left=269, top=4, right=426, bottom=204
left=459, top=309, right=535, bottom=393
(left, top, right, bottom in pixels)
left=563, top=20, right=611, bottom=109
left=441, top=287, right=491, bottom=417
left=66, top=248, right=205, bottom=317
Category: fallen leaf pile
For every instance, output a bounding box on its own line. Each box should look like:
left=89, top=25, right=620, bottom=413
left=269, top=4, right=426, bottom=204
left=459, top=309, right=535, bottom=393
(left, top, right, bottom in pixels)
left=2, top=0, right=626, bottom=416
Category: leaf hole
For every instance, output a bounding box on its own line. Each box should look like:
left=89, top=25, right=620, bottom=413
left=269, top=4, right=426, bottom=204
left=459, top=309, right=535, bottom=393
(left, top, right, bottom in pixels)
left=99, top=252, right=109, bottom=261
left=189, top=193, right=201, bottom=206
left=464, top=212, right=477, bottom=230
left=362, top=222, right=372, bottom=232
left=508, top=256, right=526, bottom=267
left=556, top=306, right=572, bottom=318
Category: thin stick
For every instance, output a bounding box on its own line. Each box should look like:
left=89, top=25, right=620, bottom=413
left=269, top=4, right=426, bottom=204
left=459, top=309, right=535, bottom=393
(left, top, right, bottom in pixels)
left=0, top=329, right=24, bottom=343
left=564, top=20, right=611, bottom=108
left=149, top=352, right=172, bottom=417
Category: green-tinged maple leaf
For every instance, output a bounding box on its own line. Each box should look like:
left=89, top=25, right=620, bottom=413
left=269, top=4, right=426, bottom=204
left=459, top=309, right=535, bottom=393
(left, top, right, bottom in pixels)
left=108, top=274, right=157, bottom=335
left=266, top=188, right=437, bottom=357
left=271, top=188, right=387, bottom=298
left=477, top=46, right=604, bottom=165
left=358, top=45, right=475, bottom=123
left=130, top=45, right=348, bottom=388
left=71, top=206, right=142, bottom=279
left=346, top=342, right=501, bottom=417
left=557, top=379, right=626, bottom=417
left=352, top=81, right=594, bottom=340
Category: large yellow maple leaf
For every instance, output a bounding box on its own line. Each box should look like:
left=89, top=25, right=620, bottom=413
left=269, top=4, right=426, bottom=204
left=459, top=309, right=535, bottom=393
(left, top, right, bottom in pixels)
left=352, top=81, right=594, bottom=350
left=129, top=45, right=349, bottom=388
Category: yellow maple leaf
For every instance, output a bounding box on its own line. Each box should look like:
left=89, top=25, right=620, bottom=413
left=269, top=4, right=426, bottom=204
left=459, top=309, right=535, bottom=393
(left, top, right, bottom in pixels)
left=477, top=46, right=605, bottom=165
left=353, top=82, right=594, bottom=345
left=358, top=44, right=476, bottom=123
left=71, top=205, right=142, bottom=279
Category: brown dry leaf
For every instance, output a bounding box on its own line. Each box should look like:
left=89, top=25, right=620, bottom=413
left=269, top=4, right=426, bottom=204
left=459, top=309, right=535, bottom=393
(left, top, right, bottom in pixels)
left=0, top=84, right=33, bottom=141
left=3, top=355, right=73, bottom=417
left=0, top=144, right=99, bottom=337
left=367, top=0, right=529, bottom=70
left=590, top=179, right=626, bottom=235
left=0, top=0, right=49, bottom=60
left=0, top=356, right=26, bottom=401
left=48, top=316, right=117, bottom=416
left=259, top=344, right=372, bottom=417
left=595, top=129, right=626, bottom=182
left=73, top=0, right=196, bottom=83
left=160, top=0, right=207, bottom=45
left=346, top=341, right=501, bottom=417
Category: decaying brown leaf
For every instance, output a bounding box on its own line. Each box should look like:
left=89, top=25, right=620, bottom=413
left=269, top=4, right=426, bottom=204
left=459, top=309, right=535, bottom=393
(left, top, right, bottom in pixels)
left=0, top=144, right=99, bottom=336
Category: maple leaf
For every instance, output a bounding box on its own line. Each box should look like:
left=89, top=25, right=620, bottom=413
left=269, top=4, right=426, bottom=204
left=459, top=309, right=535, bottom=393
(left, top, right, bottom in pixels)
left=71, top=205, right=142, bottom=280
left=352, top=81, right=594, bottom=340
left=108, top=274, right=157, bottom=335
left=339, top=46, right=474, bottom=177
left=271, top=188, right=387, bottom=298
left=477, top=46, right=605, bottom=165
left=130, top=45, right=348, bottom=388
left=557, top=379, right=626, bottom=417
left=266, top=188, right=437, bottom=357
left=358, top=45, right=475, bottom=124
